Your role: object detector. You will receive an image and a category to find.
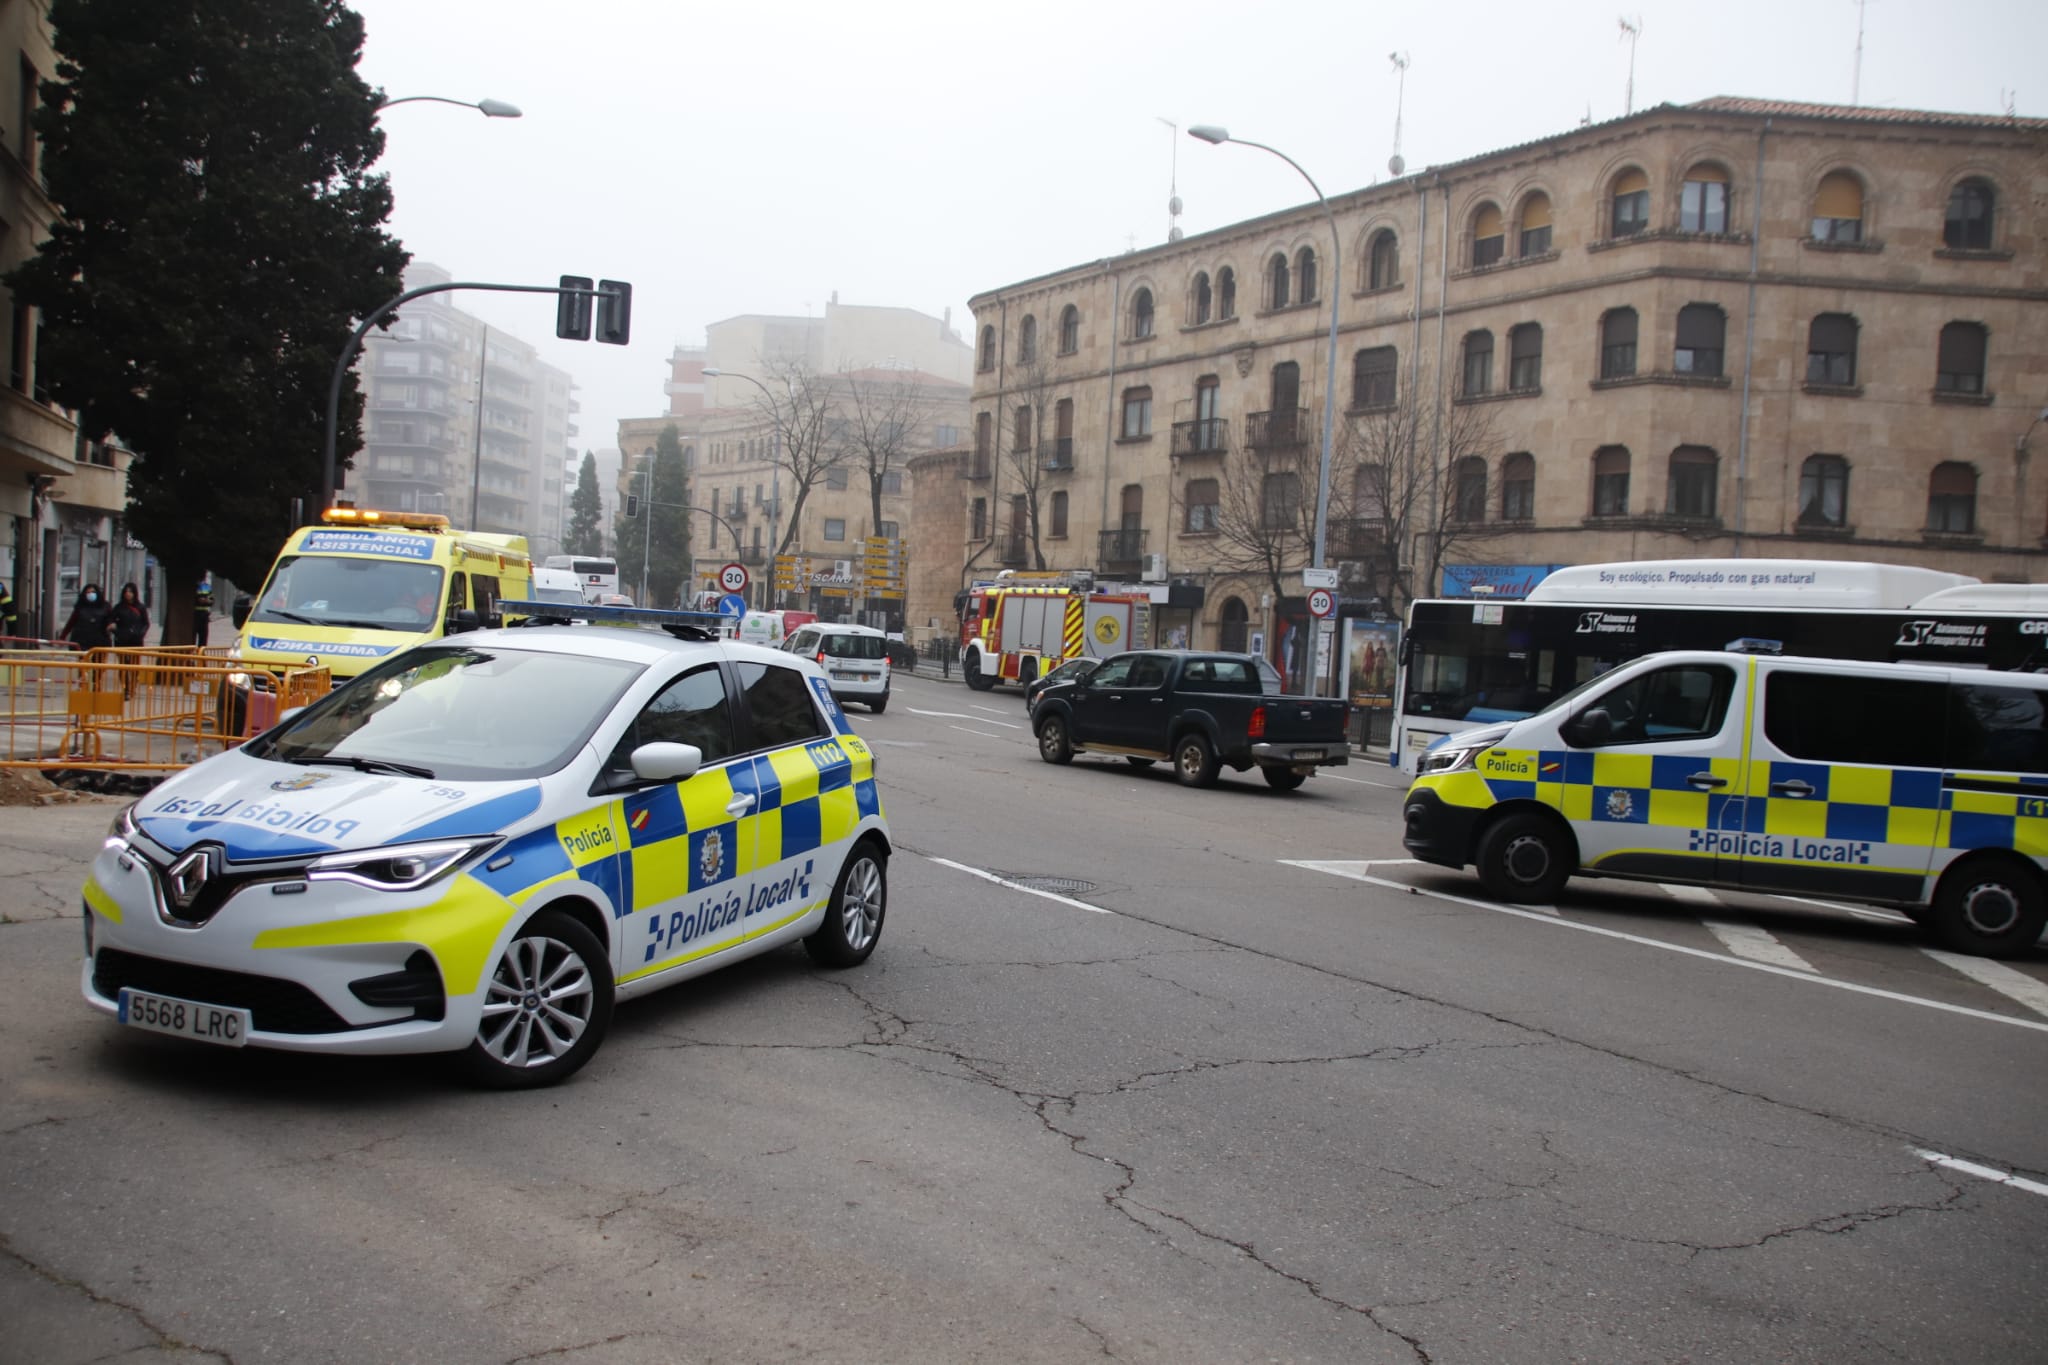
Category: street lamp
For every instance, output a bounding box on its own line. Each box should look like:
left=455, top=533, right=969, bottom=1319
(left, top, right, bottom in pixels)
left=376, top=95, right=522, bottom=118
left=1189, top=124, right=1343, bottom=695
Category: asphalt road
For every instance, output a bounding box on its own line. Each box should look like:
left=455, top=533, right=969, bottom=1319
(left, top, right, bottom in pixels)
left=3, top=668, right=2044, bottom=1364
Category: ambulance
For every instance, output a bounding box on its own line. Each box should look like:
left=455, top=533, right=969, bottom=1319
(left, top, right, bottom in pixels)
left=1401, top=647, right=2048, bottom=959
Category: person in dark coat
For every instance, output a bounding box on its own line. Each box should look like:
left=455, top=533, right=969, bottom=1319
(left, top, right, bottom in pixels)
left=0, top=579, right=17, bottom=638
left=193, top=580, right=214, bottom=647
left=58, top=584, right=114, bottom=651
left=111, top=582, right=150, bottom=647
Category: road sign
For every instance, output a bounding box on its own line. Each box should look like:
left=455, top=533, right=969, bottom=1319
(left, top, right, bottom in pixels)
left=718, top=594, right=747, bottom=618
left=1307, top=587, right=1337, bottom=619
left=1302, top=567, right=1338, bottom=590
left=719, top=562, right=749, bottom=594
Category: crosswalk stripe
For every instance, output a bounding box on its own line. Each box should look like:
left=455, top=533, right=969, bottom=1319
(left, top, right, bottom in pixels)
left=1919, top=949, right=2048, bottom=1019
left=1701, top=919, right=1818, bottom=972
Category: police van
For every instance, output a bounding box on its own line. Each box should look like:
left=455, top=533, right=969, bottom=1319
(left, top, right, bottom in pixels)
left=1402, top=648, right=2048, bottom=958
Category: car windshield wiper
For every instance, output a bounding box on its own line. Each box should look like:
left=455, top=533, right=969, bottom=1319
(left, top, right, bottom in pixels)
left=257, top=610, right=320, bottom=626
left=296, top=754, right=437, bottom=779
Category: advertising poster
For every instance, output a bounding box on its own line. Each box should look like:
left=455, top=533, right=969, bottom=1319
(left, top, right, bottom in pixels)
left=1342, top=619, right=1400, bottom=710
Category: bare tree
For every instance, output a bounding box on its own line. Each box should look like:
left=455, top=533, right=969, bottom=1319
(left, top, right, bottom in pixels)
left=754, top=357, right=849, bottom=558
left=837, top=366, right=925, bottom=538
left=1196, top=417, right=1348, bottom=621
left=999, top=350, right=1066, bottom=570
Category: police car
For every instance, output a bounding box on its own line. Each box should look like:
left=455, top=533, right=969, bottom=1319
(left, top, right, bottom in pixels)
left=83, top=603, right=892, bottom=1087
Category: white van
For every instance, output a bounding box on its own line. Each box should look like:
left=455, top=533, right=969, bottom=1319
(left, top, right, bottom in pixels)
left=529, top=567, right=586, bottom=606
left=1403, top=648, right=2048, bottom=958
left=786, top=622, right=891, bottom=713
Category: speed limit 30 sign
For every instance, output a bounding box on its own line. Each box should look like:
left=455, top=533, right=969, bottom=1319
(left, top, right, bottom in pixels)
left=1307, top=587, right=1337, bottom=619
left=719, top=562, right=750, bottom=594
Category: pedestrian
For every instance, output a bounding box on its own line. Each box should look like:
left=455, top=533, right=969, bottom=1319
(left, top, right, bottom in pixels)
left=193, top=579, right=214, bottom=647
left=0, top=578, right=17, bottom=639
left=57, top=583, right=114, bottom=652
left=111, top=582, right=150, bottom=647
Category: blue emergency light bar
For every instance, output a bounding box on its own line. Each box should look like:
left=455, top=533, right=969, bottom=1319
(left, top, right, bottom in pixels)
left=1725, top=637, right=1785, bottom=655
left=500, top=599, right=731, bottom=641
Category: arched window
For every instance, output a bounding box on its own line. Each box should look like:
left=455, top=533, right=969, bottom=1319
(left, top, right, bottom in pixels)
left=1519, top=193, right=1553, bottom=256
left=1667, top=445, right=1718, bottom=519
left=1509, top=324, right=1543, bottom=391
left=1680, top=163, right=1730, bottom=234
left=1018, top=314, right=1037, bottom=364
left=1218, top=597, right=1249, bottom=653
left=1944, top=178, right=1995, bottom=250
left=1217, top=266, right=1237, bottom=319
left=1050, top=489, right=1069, bottom=538
left=1452, top=457, right=1487, bottom=523
left=1675, top=304, right=1725, bottom=377
left=1192, top=272, right=1212, bottom=325
left=1798, top=454, right=1848, bottom=528
left=1611, top=168, right=1650, bottom=237
left=1501, top=453, right=1535, bottom=521
left=1295, top=247, right=1317, bottom=303
left=1807, top=314, right=1859, bottom=387
left=1471, top=203, right=1505, bottom=267
left=1058, top=304, right=1080, bottom=355
left=1352, top=345, right=1397, bottom=408
left=1592, top=446, right=1631, bottom=516
left=1461, top=330, right=1493, bottom=397
left=1184, top=478, right=1219, bottom=532
left=1268, top=252, right=1291, bottom=309
left=1936, top=322, right=1988, bottom=394
left=1131, top=287, right=1154, bottom=340
left=1812, top=171, right=1865, bottom=243
left=1928, top=462, right=1977, bottom=533
left=1261, top=470, right=1302, bottom=529
left=1600, top=308, right=1638, bottom=379
left=1368, top=230, right=1399, bottom=290
left=977, top=325, right=995, bottom=372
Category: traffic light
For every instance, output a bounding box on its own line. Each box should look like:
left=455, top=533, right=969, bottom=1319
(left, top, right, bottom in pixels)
left=596, top=280, right=632, bottom=345
left=556, top=275, right=593, bottom=340
left=625, top=494, right=640, bottom=518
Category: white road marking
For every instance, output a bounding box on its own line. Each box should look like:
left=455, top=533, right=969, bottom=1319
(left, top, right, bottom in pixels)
left=1700, top=919, right=1818, bottom=973
left=1913, top=1150, right=2048, bottom=1199
left=1279, top=862, right=2048, bottom=1034
left=1919, top=949, right=2048, bottom=1019
left=969, top=704, right=1015, bottom=717
left=1317, top=770, right=1412, bottom=789
left=1662, top=884, right=1719, bottom=903
left=1287, top=860, right=1556, bottom=914
left=947, top=726, right=1004, bottom=740
left=909, top=706, right=1022, bottom=729
left=925, top=856, right=1115, bottom=915
left=1769, top=892, right=1913, bottom=925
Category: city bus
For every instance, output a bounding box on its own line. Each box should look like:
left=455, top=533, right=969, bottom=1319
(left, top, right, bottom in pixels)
left=1392, top=559, right=2048, bottom=771
left=543, top=554, right=619, bottom=603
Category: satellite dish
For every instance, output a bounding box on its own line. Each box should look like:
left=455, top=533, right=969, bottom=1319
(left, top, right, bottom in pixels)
left=1168, top=194, right=1183, bottom=216
left=1388, top=153, right=1406, bottom=176
left=1168, top=226, right=1184, bottom=241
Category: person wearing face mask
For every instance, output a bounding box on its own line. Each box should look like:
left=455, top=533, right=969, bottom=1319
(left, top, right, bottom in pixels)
left=58, top=583, right=115, bottom=651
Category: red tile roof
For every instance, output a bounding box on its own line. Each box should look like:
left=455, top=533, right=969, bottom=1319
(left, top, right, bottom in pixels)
left=1688, top=96, right=2048, bottom=132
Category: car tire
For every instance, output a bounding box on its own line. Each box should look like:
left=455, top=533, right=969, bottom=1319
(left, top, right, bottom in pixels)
left=869, top=694, right=888, bottom=714
left=1474, top=812, right=1574, bottom=903
left=1173, top=733, right=1219, bottom=788
left=1926, top=856, right=2047, bottom=959
left=963, top=650, right=995, bottom=692
left=1262, top=765, right=1308, bottom=792
left=457, top=909, right=613, bottom=1090
left=804, top=838, right=887, bottom=967
left=1037, top=714, right=1073, bottom=765
left=1125, top=756, right=1156, bottom=769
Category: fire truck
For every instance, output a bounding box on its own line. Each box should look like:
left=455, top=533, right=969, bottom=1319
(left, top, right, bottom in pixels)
left=957, top=571, right=1149, bottom=692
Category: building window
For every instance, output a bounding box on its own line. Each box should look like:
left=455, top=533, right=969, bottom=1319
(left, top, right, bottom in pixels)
left=1811, top=170, right=1865, bottom=243
left=1217, top=266, right=1236, bottom=319
left=1680, top=164, right=1730, bottom=233
left=1192, top=271, right=1212, bottom=325
left=1191, top=376, right=1221, bottom=451
left=1806, top=314, right=1858, bottom=386
left=1798, top=454, right=1848, bottom=528
left=1610, top=169, right=1651, bottom=237
left=1368, top=230, right=1399, bottom=289
left=1471, top=202, right=1504, bottom=267
left=935, top=423, right=960, bottom=447
left=1013, top=405, right=1033, bottom=453
left=1058, top=304, right=1080, bottom=355
left=1600, top=308, right=1638, bottom=379
left=1592, top=446, right=1631, bottom=516
left=973, top=411, right=992, bottom=475
left=824, top=518, right=846, bottom=541
left=825, top=466, right=848, bottom=490
left=1268, top=252, right=1290, bottom=309
left=881, top=471, right=903, bottom=494
left=1461, top=330, right=1493, bottom=397
left=1508, top=323, right=1543, bottom=391
left=1354, top=461, right=1387, bottom=523
left=1936, top=321, right=1988, bottom=394
left=1944, top=178, right=1995, bottom=250
left=1501, top=452, right=1535, bottom=521
left=1667, top=446, right=1718, bottom=519
left=1131, top=287, right=1154, bottom=340
left=1018, top=314, right=1037, bottom=363
left=1185, top=478, right=1219, bottom=532
left=970, top=497, right=987, bottom=539
left=1452, top=458, right=1486, bottom=523
left=1120, top=386, right=1152, bottom=438
left=1519, top=192, right=1553, bottom=256
left=17, top=55, right=37, bottom=174
left=1928, top=462, right=1977, bottom=533
left=977, top=324, right=995, bottom=372
left=1352, top=346, right=1397, bottom=408
left=1050, top=490, right=1069, bottom=538
left=1261, top=471, right=1302, bottom=529
left=1674, top=304, right=1725, bottom=377
left=1295, top=246, right=1317, bottom=303
left=877, top=520, right=898, bottom=540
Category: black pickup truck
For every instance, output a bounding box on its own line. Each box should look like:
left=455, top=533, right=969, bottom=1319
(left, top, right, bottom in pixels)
left=1029, top=650, right=1351, bottom=791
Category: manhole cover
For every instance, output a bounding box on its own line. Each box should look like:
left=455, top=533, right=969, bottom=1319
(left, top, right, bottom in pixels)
left=997, top=873, right=1098, bottom=896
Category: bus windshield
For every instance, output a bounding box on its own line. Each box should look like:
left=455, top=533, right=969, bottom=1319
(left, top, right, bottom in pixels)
left=252, top=555, right=447, bottom=632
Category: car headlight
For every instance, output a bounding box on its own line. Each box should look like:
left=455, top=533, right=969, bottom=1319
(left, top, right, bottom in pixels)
left=107, top=802, right=137, bottom=841
left=307, top=838, right=498, bottom=892
left=1416, top=743, right=1485, bottom=776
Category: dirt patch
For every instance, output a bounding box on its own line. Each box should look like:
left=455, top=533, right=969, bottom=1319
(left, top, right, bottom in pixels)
left=0, top=767, right=92, bottom=806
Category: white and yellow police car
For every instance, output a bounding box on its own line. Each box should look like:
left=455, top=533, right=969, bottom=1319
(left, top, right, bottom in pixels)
left=84, top=603, right=891, bottom=1087
left=1403, top=648, right=2048, bottom=958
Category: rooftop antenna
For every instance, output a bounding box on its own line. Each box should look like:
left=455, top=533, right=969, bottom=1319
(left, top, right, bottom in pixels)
left=1851, top=0, right=1870, bottom=105
left=1619, top=15, right=1642, bottom=115
left=1155, top=116, right=1184, bottom=242
left=1388, top=53, right=1410, bottom=176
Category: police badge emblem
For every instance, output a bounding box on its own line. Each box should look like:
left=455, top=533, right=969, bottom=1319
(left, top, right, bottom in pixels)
left=1605, top=789, right=1634, bottom=820
left=699, top=829, right=724, bottom=883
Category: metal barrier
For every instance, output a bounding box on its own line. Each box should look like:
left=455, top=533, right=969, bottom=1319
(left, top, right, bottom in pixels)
left=0, top=648, right=331, bottom=772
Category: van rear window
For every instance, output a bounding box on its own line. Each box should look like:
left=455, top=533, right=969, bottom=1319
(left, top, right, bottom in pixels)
left=822, top=634, right=884, bottom=660
left=1949, top=683, right=2048, bottom=775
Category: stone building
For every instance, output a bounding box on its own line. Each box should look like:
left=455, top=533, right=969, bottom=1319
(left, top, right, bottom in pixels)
left=938, top=96, right=2047, bottom=675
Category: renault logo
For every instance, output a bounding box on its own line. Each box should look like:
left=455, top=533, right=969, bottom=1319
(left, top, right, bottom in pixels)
left=165, top=847, right=216, bottom=910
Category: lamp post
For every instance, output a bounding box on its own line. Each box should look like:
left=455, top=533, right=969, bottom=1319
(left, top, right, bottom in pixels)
left=468, top=322, right=489, bottom=528
left=376, top=95, right=522, bottom=118
left=1189, top=125, right=1342, bottom=696
left=704, top=367, right=786, bottom=606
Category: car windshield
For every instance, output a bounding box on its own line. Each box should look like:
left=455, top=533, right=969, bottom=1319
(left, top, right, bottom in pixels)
left=533, top=586, right=584, bottom=604
left=250, top=645, right=644, bottom=781
left=822, top=633, right=885, bottom=659
left=251, top=554, right=446, bottom=632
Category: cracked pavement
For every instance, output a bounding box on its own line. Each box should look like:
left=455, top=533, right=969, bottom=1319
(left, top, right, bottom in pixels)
left=3, top=682, right=2045, bottom=1363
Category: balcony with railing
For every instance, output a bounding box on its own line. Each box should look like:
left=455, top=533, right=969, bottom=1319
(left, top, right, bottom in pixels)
left=738, top=547, right=768, bottom=565
left=1039, top=437, right=1075, bottom=471
left=1245, top=408, right=1311, bottom=451
left=1332, top=518, right=1386, bottom=560
left=1170, top=417, right=1230, bottom=459
left=1097, top=527, right=1148, bottom=570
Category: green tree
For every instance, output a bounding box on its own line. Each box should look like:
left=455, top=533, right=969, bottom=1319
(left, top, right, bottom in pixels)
left=5, top=0, right=406, bottom=642
left=566, top=451, right=604, bottom=555
left=612, top=425, right=692, bottom=607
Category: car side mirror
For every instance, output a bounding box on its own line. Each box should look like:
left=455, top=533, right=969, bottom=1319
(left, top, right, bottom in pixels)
left=231, top=594, right=253, bottom=629
left=630, top=741, right=702, bottom=784
left=447, top=608, right=481, bottom=634
left=1564, top=707, right=1613, bottom=747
